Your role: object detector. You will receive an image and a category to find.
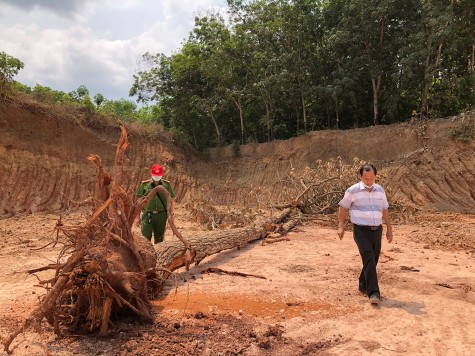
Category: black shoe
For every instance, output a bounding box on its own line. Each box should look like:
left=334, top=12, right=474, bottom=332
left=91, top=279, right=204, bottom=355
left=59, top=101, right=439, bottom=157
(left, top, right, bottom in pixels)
left=369, top=293, right=380, bottom=305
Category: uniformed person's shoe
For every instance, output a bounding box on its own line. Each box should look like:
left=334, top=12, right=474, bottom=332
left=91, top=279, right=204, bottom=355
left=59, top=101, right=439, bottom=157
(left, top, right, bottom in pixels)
left=369, top=293, right=380, bottom=305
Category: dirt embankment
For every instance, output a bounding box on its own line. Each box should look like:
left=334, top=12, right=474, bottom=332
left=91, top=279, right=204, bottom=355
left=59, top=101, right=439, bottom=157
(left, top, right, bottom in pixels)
left=1, top=98, right=474, bottom=216
left=201, top=113, right=475, bottom=212
left=0, top=100, right=198, bottom=216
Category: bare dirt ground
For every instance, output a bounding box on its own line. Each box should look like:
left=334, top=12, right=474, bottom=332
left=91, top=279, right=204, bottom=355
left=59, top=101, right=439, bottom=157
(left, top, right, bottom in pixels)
left=1, top=207, right=474, bottom=355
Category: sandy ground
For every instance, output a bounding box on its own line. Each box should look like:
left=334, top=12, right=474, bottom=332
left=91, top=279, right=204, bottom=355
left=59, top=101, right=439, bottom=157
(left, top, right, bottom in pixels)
left=1, top=209, right=475, bottom=355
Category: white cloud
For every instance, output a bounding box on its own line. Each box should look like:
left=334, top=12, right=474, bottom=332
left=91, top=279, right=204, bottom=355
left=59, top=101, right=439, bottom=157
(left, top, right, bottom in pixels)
left=0, top=0, right=227, bottom=101
left=163, top=0, right=221, bottom=18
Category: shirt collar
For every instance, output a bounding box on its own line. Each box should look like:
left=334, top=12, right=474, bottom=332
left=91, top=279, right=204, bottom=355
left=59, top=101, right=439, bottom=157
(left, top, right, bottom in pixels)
left=358, top=181, right=375, bottom=191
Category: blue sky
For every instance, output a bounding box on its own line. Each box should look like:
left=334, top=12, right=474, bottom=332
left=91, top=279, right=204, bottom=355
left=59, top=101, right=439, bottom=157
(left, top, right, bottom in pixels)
left=0, top=0, right=227, bottom=101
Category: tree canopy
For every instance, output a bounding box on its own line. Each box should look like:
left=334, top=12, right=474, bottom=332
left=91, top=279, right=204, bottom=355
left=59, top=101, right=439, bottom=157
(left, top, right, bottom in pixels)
left=0, top=51, right=24, bottom=98
left=3, top=0, right=474, bottom=149
left=130, top=0, right=474, bottom=149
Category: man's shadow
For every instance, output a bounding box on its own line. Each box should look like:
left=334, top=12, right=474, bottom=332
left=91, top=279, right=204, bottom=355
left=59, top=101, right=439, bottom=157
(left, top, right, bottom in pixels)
left=372, top=298, right=427, bottom=315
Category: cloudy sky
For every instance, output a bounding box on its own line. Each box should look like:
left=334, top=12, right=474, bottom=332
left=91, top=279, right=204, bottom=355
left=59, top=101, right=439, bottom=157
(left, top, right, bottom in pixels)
left=0, top=0, right=227, bottom=101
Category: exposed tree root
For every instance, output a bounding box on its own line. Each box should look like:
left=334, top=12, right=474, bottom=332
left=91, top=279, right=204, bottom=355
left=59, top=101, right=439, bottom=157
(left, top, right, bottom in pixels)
left=3, top=126, right=190, bottom=353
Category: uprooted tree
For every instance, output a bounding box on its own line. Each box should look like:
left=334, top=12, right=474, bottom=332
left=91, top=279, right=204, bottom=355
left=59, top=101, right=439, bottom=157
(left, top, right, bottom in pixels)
left=2, top=126, right=194, bottom=352
left=2, top=126, right=296, bottom=353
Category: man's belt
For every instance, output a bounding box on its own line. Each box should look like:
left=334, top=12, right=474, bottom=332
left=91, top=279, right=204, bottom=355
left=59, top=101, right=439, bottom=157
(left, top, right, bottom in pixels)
left=354, top=224, right=381, bottom=231
left=146, top=210, right=165, bottom=214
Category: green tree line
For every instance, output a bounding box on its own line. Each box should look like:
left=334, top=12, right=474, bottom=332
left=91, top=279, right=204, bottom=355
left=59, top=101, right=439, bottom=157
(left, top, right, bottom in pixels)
left=2, top=0, right=474, bottom=149
left=0, top=53, right=159, bottom=125
left=130, top=0, right=474, bottom=149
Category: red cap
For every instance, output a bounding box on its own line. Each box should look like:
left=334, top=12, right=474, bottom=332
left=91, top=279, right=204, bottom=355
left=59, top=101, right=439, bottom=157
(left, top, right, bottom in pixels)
left=150, top=164, right=163, bottom=177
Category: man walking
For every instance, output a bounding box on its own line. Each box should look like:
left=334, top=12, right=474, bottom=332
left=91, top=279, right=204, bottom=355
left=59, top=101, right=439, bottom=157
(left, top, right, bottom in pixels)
left=337, top=163, right=393, bottom=305
left=136, top=163, right=175, bottom=244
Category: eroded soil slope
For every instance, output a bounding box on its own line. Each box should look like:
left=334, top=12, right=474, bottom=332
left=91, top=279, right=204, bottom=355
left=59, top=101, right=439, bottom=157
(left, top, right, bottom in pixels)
left=1, top=99, right=474, bottom=215
left=0, top=100, right=197, bottom=215
left=202, top=112, right=475, bottom=213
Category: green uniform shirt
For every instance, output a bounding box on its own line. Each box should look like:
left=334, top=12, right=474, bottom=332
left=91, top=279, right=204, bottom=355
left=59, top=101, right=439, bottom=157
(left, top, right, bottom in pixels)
left=136, top=179, right=175, bottom=212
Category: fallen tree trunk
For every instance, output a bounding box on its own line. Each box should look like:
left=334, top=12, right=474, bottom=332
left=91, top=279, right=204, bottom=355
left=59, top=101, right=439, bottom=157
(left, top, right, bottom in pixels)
left=154, top=208, right=292, bottom=284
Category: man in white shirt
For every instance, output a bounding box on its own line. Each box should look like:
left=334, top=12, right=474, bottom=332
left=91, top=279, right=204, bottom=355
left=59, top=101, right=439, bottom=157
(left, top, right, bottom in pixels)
left=337, top=163, right=393, bottom=305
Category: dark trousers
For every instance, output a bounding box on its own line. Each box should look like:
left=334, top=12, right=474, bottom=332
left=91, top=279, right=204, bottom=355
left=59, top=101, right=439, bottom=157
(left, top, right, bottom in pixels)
left=353, top=224, right=382, bottom=297
left=141, top=211, right=167, bottom=244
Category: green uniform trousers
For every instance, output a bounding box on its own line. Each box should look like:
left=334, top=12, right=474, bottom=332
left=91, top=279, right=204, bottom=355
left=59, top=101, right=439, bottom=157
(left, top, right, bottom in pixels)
left=141, top=211, right=167, bottom=244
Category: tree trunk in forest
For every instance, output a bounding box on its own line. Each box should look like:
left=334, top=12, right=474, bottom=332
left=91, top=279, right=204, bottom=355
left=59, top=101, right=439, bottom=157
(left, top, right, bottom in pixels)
left=335, top=102, right=340, bottom=130
left=264, top=95, right=272, bottom=142
left=301, top=88, right=307, bottom=132
left=365, top=15, right=384, bottom=126
left=297, top=73, right=307, bottom=132
left=258, top=87, right=273, bottom=142
left=371, top=82, right=380, bottom=126
left=209, top=108, right=221, bottom=145
left=421, top=42, right=443, bottom=117
left=231, top=95, right=246, bottom=144
left=293, top=100, right=301, bottom=132
left=421, top=0, right=453, bottom=117
left=470, top=41, right=475, bottom=72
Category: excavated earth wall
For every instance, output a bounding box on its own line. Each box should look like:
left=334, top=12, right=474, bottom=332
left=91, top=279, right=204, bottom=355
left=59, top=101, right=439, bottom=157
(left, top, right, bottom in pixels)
left=201, top=112, right=475, bottom=212
left=1, top=99, right=474, bottom=216
left=0, top=101, right=198, bottom=216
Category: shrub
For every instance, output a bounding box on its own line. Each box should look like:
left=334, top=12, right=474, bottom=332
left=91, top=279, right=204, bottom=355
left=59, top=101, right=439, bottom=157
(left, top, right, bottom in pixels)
left=448, top=118, right=475, bottom=142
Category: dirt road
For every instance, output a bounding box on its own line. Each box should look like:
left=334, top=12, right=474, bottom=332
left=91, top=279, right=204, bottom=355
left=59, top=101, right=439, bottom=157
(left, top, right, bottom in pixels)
left=1, top=210, right=474, bottom=355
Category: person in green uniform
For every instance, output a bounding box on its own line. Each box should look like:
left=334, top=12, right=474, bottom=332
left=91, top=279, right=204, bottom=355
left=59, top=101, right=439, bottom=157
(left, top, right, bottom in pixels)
left=136, top=163, right=175, bottom=244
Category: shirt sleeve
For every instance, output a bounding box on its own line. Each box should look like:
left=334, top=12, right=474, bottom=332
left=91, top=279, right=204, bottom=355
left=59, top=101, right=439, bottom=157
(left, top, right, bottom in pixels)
left=136, top=183, right=145, bottom=198
left=338, top=190, right=353, bottom=209
left=164, top=181, right=175, bottom=198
